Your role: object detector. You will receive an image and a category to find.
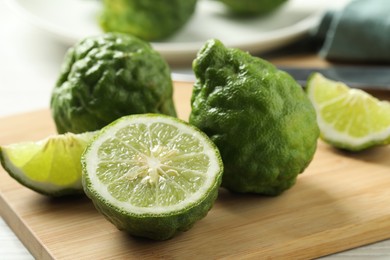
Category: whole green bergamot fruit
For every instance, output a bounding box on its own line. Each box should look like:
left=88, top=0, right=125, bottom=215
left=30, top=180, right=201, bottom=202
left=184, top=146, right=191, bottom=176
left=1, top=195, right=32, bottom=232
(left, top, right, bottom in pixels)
left=217, top=0, right=288, bottom=16
left=189, top=39, right=319, bottom=196
left=99, top=0, right=198, bottom=41
left=51, top=33, right=176, bottom=134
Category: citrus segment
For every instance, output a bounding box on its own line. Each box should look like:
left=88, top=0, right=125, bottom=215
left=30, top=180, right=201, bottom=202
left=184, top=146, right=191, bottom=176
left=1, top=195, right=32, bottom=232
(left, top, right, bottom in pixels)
left=307, top=73, right=390, bottom=151
left=0, top=132, right=95, bottom=196
left=82, top=114, right=223, bottom=240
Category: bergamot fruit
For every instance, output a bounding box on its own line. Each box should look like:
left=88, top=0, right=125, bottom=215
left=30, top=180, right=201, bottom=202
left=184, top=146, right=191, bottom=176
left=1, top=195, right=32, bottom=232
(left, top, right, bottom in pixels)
left=189, top=39, right=319, bottom=195
left=0, top=132, right=96, bottom=197
left=82, top=114, right=223, bottom=240
left=99, top=0, right=198, bottom=41
left=217, top=0, right=288, bottom=16
left=307, top=72, right=390, bottom=151
left=51, top=33, right=176, bottom=134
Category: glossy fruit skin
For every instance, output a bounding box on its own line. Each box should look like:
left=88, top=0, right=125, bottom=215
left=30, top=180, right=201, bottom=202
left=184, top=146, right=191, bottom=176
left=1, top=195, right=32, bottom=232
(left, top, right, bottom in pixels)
left=189, top=39, right=319, bottom=195
left=217, top=0, right=287, bottom=16
left=51, top=33, right=176, bottom=134
left=99, top=0, right=198, bottom=41
left=84, top=180, right=220, bottom=240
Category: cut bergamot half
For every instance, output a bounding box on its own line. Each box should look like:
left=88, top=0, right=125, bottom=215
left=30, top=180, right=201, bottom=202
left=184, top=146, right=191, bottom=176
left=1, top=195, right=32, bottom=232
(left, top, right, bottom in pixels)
left=0, top=132, right=96, bottom=196
left=307, top=72, right=390, bottom=151
left=81, top=114, right=223, bottom=240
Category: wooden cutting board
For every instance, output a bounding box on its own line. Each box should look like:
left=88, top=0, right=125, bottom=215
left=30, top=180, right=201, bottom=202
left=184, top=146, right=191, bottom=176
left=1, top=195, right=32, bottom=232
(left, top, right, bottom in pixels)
left=1, top=82, right=390, bottom=259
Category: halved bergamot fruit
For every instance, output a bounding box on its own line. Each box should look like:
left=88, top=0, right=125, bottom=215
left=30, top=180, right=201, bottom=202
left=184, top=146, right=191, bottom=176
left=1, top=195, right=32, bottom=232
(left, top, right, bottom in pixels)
left=307, top=72, right=390, bottom=151
left=81, top=114, right=223, bottom=240
left=0, top=132, right=96, bottom=196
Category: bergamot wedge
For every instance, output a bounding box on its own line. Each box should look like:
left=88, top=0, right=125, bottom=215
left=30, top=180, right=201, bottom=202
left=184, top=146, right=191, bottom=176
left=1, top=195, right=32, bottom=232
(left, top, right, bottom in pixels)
left=307, top=72, right=390, bottom=151
left=189, top=39, right=319, bottom=196
left=82, top=114, right=223, bottom=240
left=0, top=132, right=96, bottom=196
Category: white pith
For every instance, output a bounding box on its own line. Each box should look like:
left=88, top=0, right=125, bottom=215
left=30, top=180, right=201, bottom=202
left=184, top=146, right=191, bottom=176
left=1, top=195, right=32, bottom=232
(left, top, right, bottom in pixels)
left=316, top=116, right=390, bottom=146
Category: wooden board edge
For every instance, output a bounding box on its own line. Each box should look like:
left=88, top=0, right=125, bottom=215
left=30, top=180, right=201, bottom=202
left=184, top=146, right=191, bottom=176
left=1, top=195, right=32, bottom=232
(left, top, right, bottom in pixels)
left=0, top=192, right=53, bottom=260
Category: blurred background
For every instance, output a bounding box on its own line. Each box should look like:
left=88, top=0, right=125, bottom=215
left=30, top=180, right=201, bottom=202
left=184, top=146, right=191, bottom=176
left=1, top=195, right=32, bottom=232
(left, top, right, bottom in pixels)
left=0, top=0, right=350, bottom=116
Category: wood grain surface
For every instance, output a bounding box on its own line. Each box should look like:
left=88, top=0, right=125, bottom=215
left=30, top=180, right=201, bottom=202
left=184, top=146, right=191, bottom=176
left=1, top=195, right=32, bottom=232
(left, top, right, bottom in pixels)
left=1, top=82, right=390, bottom=259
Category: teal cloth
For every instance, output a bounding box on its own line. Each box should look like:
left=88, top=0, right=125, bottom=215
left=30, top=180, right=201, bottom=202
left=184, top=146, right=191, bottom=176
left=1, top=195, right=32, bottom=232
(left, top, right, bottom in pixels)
left=313, top=0, right=390, bottom=63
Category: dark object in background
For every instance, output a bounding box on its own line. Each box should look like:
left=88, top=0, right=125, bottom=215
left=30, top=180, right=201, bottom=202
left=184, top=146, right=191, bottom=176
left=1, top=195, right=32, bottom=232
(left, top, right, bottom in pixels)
left=312, top=0, right=390, bottom=63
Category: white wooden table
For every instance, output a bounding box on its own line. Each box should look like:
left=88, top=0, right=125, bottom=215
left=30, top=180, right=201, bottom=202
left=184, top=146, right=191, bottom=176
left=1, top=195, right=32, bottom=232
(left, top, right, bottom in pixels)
left=1, top=1, right=390, bottom=259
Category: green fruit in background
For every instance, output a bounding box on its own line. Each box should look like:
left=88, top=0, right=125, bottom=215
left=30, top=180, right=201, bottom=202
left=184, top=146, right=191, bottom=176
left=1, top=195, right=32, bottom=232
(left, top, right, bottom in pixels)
left=99, top=0, right=198, bottom=41
left=51, top=33, right=176, bottom=134
left=217, top=0, right=288, bottom=16
left=189, top=39, right=319, bottom=196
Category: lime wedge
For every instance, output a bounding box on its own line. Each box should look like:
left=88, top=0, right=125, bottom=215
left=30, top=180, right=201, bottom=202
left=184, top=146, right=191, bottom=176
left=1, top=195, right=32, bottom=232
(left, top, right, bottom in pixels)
left=0, top=132, right=96, bottom=196
left=82, top=114, right=223, bottom=240
left=306, top=73, right=390, bottom=151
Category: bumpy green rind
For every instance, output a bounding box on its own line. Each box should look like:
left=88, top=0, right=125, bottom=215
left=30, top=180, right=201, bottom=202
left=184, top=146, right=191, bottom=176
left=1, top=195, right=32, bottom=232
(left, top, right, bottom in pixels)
left=189, top=39, right=319, bottom=195
left=82, top=114, right=223, bottom=240
left=84, top=180, right=220, bottom=240
left=99, top=0, right=198, bottom=41
left=217, top=0, right=287, bottom=15
left=51, top=33, right=176, bottom=134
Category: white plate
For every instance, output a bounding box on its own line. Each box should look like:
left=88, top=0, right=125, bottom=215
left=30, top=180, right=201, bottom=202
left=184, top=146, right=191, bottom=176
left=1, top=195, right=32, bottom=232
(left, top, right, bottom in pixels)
left=6, top=0, right=350, bottom=64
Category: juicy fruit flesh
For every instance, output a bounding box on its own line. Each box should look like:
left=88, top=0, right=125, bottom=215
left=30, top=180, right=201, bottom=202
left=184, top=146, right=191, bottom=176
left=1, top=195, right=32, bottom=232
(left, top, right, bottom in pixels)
left=319, top=89, right=389, bottom=137
left=308, top=73, right=390, bottom=149
left=84, top=116, right=222, bottom=215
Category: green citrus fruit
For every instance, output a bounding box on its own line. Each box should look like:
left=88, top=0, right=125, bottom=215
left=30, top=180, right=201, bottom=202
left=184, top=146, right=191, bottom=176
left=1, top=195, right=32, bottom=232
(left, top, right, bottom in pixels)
left=99, top=0, right=198, bottom=41
left=306, top=72, right=390, bottom=151
left=82, top=114, right=223, bottom=240
left=51, top=33, right=176, bottom=134
left=217, top=0, right=288, bottom=15
left=189, top=39, right=319, bottom=196
left=0, top=132, right=96, bottom=197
